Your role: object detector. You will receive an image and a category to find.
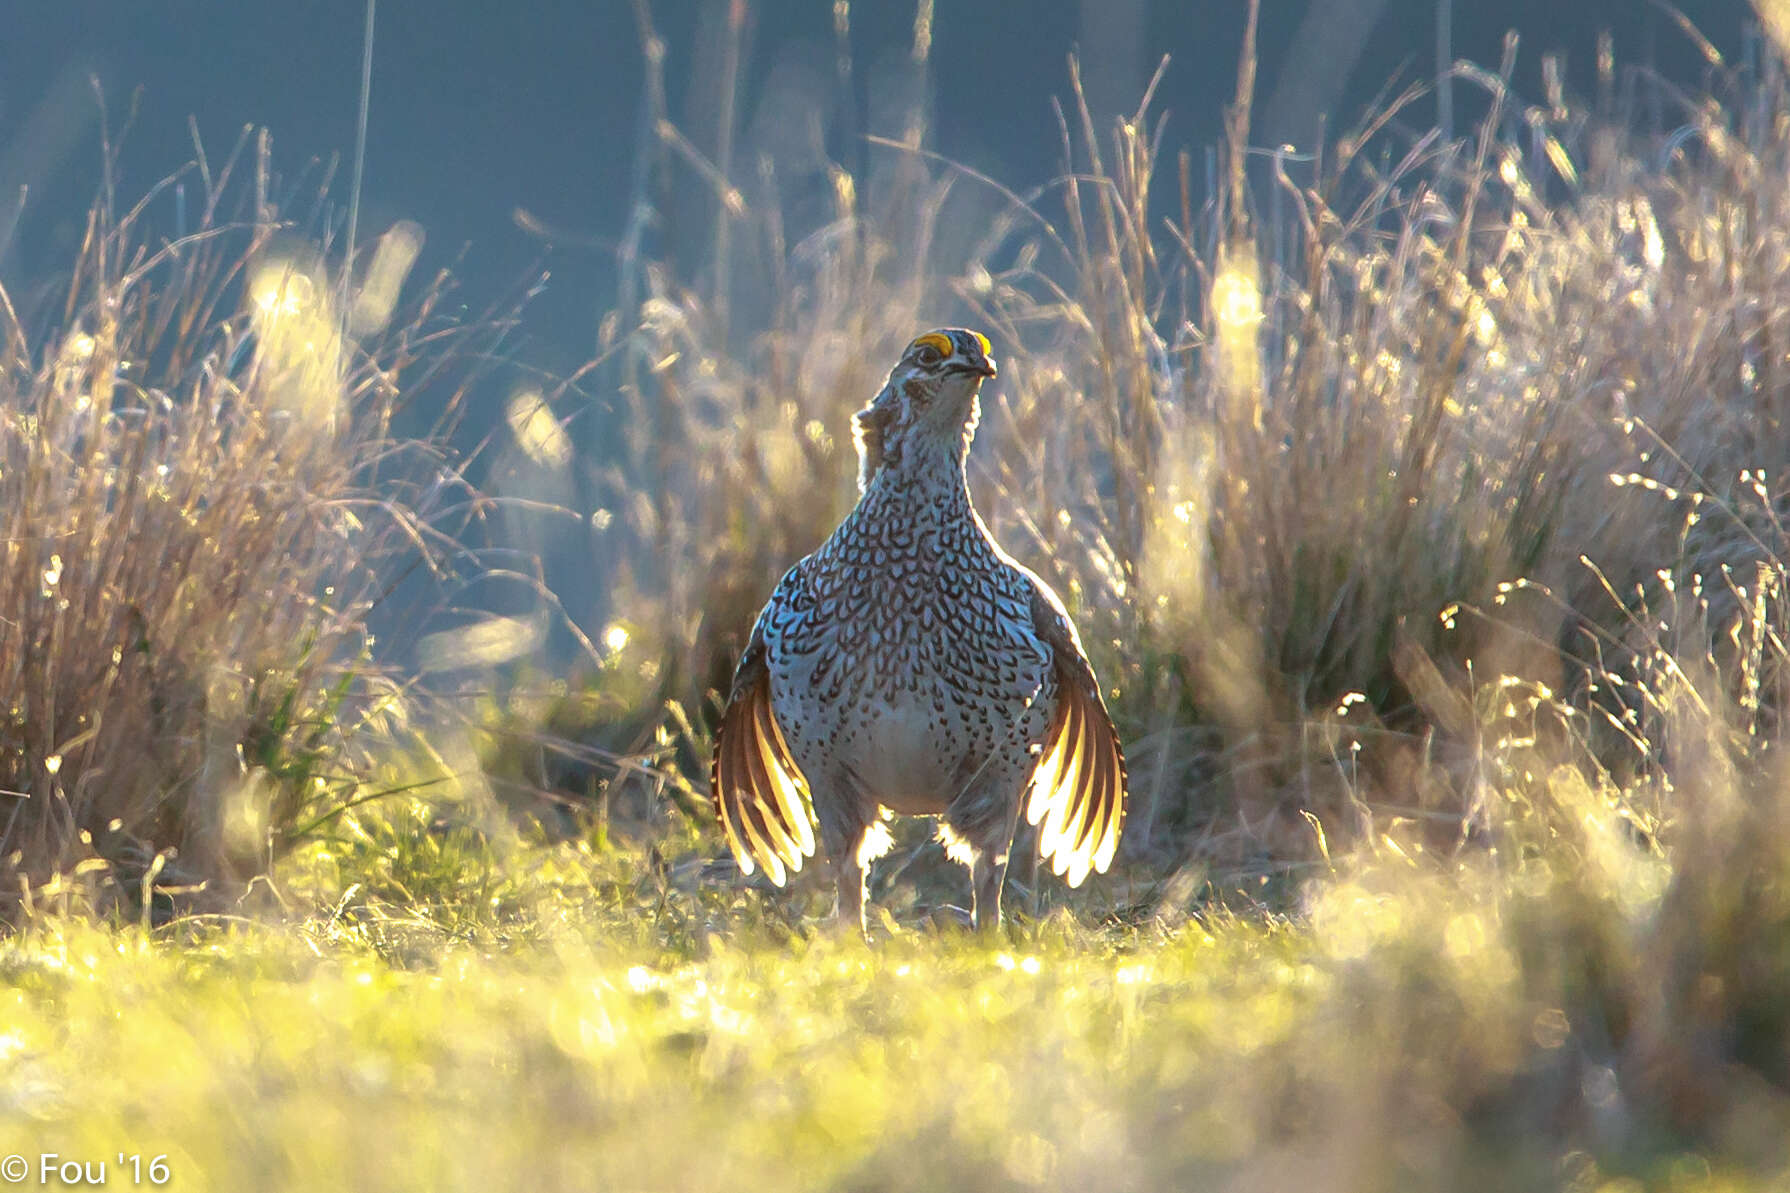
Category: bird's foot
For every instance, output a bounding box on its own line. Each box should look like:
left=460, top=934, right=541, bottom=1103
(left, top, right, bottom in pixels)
left=920, top=903, right=974, bottom=933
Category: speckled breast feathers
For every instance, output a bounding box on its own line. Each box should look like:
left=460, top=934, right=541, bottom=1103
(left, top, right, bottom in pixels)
left=710, top=329, right=1127, bottom=901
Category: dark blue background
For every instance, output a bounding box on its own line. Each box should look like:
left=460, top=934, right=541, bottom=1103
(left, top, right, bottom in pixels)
left=0, top=2, right=1755, bottom=375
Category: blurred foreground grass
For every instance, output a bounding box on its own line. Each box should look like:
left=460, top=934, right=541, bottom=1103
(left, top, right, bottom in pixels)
left=3, top=767, right=1788, bottom=1193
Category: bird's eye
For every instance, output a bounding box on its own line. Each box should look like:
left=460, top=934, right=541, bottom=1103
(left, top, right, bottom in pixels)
left=914, top=344, right=943, bottom=367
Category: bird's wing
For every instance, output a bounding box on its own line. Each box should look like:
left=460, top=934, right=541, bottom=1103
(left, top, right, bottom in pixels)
left=710, top=612, right=816, bottom=887
left=1021, top=578, right=1128, bottom=888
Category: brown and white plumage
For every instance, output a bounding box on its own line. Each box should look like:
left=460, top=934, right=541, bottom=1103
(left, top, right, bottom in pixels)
left=710, top=328, right=1127, bottom=932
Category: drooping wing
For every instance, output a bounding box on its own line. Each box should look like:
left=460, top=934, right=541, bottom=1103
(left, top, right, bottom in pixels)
left=1021, top=580, right=1128, bottom=888
left=710, top=616, right=816, bottom=886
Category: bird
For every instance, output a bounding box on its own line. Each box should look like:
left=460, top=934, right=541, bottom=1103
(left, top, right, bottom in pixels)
left=709, top=328, right=1127, bottom=934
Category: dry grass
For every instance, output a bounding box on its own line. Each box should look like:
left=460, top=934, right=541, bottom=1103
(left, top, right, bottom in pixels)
left=557, top=22, right=1790, bottom=890
left=5, top=15, right=1772, bottom=925
left=0, top=128, right=482, bottom=911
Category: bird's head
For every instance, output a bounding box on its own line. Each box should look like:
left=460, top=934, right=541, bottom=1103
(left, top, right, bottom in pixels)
left=852, top=328, right=998, bottom=491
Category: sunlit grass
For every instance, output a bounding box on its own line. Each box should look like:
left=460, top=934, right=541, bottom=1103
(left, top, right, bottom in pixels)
left=1, top=843, right=1308, bottom=1191
left=0, top=128, right=497, bottom=914
left=3, top=787, right=1785, bottom=1193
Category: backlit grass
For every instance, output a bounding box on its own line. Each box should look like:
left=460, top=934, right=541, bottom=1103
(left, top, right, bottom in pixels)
left=3, top=785, right=1785, bottom=1193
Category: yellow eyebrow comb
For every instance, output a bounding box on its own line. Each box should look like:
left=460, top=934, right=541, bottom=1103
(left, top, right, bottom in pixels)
left=911, top=332, right=953, bottom=357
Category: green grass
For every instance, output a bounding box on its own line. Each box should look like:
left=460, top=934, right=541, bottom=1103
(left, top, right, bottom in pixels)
left=9, top=713, right=1790, bottom=1193
left=1, top=809, right=1782, bottom=1193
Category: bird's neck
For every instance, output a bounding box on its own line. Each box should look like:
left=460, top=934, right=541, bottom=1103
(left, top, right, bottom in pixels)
left=859, top=434, right=972, bottom=513
left=831, top=434, right=1005, bottom=575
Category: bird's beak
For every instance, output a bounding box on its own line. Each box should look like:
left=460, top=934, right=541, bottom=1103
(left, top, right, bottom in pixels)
left=950, top=356, right=998, bottom=379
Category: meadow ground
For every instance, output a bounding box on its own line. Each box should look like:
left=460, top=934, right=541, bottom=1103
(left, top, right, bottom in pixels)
left=3, top=810, right=1779, bottom=1193
left=7, top=17, right=1790, bottom=1193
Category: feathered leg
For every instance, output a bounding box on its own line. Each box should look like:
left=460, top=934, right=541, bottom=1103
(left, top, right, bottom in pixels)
left=943, top=756, right=1032, bottom=936
left=970, top=851, right=1012, bottom=936
left=815, top=779, right=878, bottom=935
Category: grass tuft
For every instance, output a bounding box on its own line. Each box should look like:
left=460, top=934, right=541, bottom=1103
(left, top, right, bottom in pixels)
left=0, top=130, right=479, bottom=915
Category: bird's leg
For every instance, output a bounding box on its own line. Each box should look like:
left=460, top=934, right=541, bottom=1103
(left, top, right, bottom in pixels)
left=945, top=759, right=1030, bottom=938
left=834, top=841, right=868, bottom=936
left=817, top=793, right=871, bottom=937
left=970, top=848, right=1009, bottom=937
left=1010, top=819, right=1042, bottom=919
